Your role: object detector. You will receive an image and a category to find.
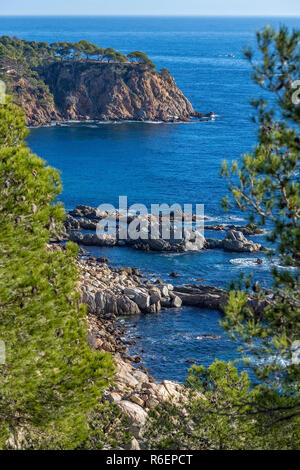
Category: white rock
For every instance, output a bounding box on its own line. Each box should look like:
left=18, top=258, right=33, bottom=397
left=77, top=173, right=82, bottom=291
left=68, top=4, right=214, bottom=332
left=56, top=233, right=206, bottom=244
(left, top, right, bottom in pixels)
left=117, top=400, right=147, bottom=428
left=171, top=295, right=182, bottom=308
left=130, top=437, right=141, bottom=450
left=157, top=285, right=169, bottom=297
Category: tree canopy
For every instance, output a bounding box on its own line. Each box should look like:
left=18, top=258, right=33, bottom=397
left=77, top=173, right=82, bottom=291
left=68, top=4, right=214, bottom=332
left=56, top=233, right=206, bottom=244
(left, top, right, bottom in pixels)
left=127, top=50, right=155, bottom=68
left=0, top=36, right=156, bottom=69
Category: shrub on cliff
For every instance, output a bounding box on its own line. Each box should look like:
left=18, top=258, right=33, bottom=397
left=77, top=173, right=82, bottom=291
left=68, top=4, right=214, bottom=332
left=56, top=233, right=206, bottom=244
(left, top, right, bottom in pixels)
left=0, top=98, right=114, bottom=449
left=74, top=40, right=99, bottom=60
left=160, top=67, right=171, bottom=77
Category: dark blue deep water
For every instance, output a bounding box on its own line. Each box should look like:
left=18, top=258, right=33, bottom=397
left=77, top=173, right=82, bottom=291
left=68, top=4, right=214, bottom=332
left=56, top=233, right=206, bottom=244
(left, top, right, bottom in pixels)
left=2, top=16, right=299, bottom=381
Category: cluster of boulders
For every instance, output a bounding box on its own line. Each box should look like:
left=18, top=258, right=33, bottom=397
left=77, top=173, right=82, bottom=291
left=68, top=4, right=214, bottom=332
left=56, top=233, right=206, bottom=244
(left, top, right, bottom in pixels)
left=222, top=230, right=262, bottom=252
left=103, top=354, right=204, bottom=448
left=206, top=230, right=262, bottom=253
left=78, top=251, right=268, bottom=318
left=78, top=256, right=183, bottom=316
left=66, top=205, right=206, bottom=253
left=67, top=204, right=204, bottom=223
left=69, top=229, right=205, bottom=253
left=65, top=204, right=263, bottom=254
left=205, top=223, right=263, bottom=236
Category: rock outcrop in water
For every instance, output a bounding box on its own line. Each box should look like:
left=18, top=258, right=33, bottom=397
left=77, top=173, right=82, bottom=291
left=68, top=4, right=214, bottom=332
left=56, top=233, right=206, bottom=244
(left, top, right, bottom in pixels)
left=222, top=230, right=262, bottom=253
left=64, top=205, right=263, bottom=254
left=66, top=205, right=206, bottom=253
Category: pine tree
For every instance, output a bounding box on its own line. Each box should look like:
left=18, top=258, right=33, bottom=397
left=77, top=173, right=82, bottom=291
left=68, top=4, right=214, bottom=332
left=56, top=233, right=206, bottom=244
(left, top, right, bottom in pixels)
left=0, top=98, right=114, bottom=449
left=220, top=25, right=300, bottom=424
left=146, top=26, right=300, bottom=450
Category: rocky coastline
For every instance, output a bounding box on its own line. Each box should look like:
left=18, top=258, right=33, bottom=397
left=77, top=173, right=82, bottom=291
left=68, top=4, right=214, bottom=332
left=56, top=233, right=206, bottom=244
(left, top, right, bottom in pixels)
left=53, top=240, right=267, bottom=449
left=47, top=202, right=267, bottom=448
left=75, top=250, right=209, bottom=449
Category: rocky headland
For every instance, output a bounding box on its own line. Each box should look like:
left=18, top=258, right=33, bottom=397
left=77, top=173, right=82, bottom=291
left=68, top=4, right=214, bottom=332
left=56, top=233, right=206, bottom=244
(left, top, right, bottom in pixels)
left=3, top=60, right=209, bottom=126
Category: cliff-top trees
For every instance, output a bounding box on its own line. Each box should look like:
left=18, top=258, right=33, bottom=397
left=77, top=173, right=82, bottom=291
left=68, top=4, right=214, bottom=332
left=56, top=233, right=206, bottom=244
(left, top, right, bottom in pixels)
left=0, top=36, right=54, bottom=66
left=103, top=48, right=127, bottom=63
left=74, top=40, right=99, bottom=60
left=0, top=36, right=157, bottom=69
left=127, top=51, right=155, bottom=68
left=51, top=42, right=74, bottom=61
left=0, top=98, right=114, bottom=449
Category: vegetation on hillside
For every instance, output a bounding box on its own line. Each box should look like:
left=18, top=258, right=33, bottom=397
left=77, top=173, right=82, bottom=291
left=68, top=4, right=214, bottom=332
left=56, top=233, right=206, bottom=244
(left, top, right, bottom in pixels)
left=146, top=26, right=300, bottom=450
left=0, top=36, right=155, bottom=68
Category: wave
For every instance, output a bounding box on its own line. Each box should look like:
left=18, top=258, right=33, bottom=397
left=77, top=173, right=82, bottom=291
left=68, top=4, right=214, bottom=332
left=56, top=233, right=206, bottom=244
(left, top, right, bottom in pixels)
left=229, top=257, right=297, bottom=270
left=196, top=334, right=221, bottom=340
left=29, top=117, right=218, bottom=129
left=204, top=214, right=246, bottom=223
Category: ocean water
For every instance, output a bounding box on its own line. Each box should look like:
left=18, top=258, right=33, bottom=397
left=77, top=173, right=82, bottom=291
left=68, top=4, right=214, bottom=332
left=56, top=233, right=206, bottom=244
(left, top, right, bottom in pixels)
left=2, top=16, right=299, bottom=382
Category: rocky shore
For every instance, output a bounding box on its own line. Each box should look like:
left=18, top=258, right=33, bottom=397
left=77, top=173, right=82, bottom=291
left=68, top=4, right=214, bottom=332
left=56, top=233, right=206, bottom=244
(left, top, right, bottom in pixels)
left=48, top=201, right=266, bottom=448
left=76, top=254, right=233, bottom=316
left=67, top=246, right=267, bottom=449
left=76, top=252, right=208, bottom=448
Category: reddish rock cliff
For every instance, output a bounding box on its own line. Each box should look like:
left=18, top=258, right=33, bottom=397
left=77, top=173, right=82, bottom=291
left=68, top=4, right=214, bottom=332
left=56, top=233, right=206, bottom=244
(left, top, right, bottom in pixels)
left=41, top=62, right=195, bottom=123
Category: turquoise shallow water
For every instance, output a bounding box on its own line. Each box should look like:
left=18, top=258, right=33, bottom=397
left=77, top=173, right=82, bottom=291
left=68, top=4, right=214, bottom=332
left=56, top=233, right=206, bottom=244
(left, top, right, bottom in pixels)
left=2, top=15, right=299, bottom=382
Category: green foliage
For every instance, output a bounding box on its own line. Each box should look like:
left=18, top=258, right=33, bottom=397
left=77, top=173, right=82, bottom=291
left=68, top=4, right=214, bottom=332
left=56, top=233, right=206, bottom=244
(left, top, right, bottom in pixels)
left=220, top=26, right=300, bottom=447
left=127, top=51, right=155, bottom=68
left=78, top=402, right=132, bottom=450
left=103, top=48, right=118, bottom=62
left=160, top=67, right=171, bottom=77
left=51, top=42, right=76, bottom=60
left=0, top=36, right=54, bottom=67
left=0, top=35, right=156, bottom=69
left=0, top=99, right=115, bottom=449
left=74, top=40, right=99, bottom=60
left=0, top=96, right=28, bottom=146
left=146, top=361, right=300, bottom=450
left=221, top=26, right=300, bottom=389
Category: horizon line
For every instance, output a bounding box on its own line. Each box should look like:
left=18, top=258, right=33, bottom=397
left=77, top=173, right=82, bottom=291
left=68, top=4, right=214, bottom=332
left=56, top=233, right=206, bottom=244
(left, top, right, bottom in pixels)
left=0, top=14, right=300, bottom=18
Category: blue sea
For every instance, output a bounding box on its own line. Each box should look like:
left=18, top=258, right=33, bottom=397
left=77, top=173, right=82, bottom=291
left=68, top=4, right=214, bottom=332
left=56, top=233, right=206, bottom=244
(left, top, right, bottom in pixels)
left=2, top=16, right=299, bottom=382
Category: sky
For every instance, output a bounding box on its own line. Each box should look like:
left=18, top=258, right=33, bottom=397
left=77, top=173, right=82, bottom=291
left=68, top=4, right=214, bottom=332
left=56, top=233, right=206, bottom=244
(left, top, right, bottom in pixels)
left=1, top=0, right=300, bottom=16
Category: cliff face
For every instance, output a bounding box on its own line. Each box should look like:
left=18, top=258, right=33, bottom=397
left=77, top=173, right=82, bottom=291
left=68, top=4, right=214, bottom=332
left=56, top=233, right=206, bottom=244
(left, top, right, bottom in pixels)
left=10, top=74, right=61, bottom=126
left=4, top=61, right=197, bottom=125
left=40, top=62, right=195, bottom=123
